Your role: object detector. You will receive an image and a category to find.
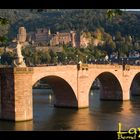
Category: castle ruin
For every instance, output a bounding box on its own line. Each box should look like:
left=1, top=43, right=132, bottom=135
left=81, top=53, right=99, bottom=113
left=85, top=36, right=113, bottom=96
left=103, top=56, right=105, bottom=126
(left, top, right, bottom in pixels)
left=17, top=27, right=103, bottom=48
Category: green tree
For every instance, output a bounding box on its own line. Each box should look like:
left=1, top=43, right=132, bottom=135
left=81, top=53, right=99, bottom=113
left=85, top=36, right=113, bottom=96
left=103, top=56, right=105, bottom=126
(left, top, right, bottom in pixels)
left=49, top=50, right=57, bottom=63
left=40, top=51, right=51, bottom=64
left=106, top=9, right=123, bottom=20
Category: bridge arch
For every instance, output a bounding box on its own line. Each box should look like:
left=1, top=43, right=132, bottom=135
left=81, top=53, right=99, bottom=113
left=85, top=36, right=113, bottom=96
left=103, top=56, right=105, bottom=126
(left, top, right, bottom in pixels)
left=89, top=72, right=123, bottom=100
left=33, top=75, right=78, bottom=108
left=130, top=72, right=140, bottom=96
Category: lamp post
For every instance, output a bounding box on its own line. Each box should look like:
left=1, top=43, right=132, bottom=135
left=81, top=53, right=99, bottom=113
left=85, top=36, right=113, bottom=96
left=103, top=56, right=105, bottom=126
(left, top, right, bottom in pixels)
left=56, top=56, right=58, bottom=64
left=121, top=58, right=123, bottom=65
left=65, top=56, right=67, bottom=64
left=86, top=55, right=88, bottom=64
left=95, top=59, right=97, bottom=64
left=127, top=58, right=129, bottom=65
left=89, top=58, right=91, bottom=64
left=109, top=59, right=111, bottom=64
left=76, top=54, right=78, bottom=64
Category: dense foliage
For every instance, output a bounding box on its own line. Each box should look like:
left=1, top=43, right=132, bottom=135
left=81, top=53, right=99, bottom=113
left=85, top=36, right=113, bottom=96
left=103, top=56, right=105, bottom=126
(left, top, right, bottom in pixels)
left=0, top=9, right=140, bottom=39
left=0, top=9, right=140, bottom=66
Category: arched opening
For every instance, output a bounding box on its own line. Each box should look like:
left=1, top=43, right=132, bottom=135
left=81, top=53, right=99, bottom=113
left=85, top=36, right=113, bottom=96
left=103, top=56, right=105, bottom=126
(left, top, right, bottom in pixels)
left=33, top=76, right=78, bottom=108
left=130, top=73, right=140, bottom=98
left=90, top=72, right=123, bottom=100
left=128, top=73, right=140, bottom=117
left=32, top=75, right=78, bottom=130
left=89, top=72, right=123, bottom=109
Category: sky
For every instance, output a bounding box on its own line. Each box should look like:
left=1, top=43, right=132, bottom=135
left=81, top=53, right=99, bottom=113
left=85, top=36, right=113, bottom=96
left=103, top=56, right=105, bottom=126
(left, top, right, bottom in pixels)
left=123, top=9, right=140, bottom=11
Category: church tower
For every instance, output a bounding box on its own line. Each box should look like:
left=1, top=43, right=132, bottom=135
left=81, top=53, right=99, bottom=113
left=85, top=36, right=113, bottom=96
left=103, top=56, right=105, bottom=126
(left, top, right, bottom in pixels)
left=70, top=31, right=76, bottom=47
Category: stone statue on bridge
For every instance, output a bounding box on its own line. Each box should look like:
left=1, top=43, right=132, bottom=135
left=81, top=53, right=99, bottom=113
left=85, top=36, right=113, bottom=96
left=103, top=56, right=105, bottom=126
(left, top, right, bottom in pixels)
left=13, top=41, right=26, bottom=67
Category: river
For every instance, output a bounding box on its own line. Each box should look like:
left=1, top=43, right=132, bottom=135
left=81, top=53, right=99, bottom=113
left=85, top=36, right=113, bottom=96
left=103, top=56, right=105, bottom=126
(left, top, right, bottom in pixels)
left=0, top=89, right=140, bottom=131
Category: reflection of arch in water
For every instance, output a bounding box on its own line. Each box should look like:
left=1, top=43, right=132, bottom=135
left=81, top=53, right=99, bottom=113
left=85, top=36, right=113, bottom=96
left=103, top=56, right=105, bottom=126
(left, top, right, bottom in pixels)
left=35, top=108, right=78, bottom=130
left=33, top=75, right=78, bottom=108
left=89, top=72, right=123, bottom=101
left=130, top=72, right=140, bottom=96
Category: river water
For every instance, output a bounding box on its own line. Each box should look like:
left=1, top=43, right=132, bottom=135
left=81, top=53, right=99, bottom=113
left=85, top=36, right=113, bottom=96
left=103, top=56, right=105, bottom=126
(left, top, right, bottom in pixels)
left=0, top=89, right=140, bottom=131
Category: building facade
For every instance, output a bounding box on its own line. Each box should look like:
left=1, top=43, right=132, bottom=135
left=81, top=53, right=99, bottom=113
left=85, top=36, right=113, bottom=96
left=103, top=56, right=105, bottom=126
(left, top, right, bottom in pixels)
left=17, top=27, right=103, bottom=48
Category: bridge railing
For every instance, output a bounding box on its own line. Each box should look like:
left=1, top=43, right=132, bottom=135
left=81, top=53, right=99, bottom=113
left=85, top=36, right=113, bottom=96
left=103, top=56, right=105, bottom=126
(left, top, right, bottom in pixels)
left=88, top=64, right=122, bottom=69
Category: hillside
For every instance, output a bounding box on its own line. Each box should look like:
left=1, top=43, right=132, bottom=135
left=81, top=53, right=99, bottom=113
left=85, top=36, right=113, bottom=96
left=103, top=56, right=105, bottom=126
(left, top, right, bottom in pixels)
left=0, top=9, right=140, bottom=40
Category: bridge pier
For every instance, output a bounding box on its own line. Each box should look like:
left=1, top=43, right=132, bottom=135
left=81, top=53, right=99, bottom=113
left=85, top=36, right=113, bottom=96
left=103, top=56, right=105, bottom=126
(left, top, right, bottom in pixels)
left=122, top=84, right=130, bottom=100
left=77, top=64, right=89, bottom=108
left=122, top=70, right=131, bottom=100
left=0, top=67, right=33, bottom=121
left=77, top=76, right=89, bottom=108
left=0, top=64, right=139, bottom=122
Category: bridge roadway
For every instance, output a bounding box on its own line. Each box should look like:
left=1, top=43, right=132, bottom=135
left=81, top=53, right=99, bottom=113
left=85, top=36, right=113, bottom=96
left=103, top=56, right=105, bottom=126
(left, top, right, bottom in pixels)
left=0, top=63, right=140, bottom=121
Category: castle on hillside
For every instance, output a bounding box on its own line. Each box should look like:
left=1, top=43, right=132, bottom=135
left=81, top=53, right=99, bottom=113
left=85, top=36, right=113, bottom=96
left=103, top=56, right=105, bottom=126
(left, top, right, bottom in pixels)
left=16, top=27, right=103, bottom=48
left=27, top=28, right=80, bottom=47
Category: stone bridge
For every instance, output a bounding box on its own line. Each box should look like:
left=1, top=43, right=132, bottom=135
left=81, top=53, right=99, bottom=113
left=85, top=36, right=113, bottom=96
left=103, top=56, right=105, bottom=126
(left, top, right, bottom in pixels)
left=0, top=64, right=140, bottom=121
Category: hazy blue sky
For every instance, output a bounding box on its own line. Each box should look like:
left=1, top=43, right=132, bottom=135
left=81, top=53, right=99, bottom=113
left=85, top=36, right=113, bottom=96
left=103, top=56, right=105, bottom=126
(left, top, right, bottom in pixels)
left=123, top=9, right=140, bottom=11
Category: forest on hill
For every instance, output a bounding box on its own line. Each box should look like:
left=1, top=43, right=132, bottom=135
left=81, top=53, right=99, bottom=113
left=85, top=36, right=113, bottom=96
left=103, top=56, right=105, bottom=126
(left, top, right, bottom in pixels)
left=0, top=9, right=140, bottom=40
left=0, top=9, right=140, bottom=66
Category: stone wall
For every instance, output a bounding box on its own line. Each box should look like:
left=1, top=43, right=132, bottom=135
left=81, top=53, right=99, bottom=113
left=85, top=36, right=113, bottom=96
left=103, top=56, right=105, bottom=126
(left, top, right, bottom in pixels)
left=14, top=67, right=33, bottom=121
left=0, top=68, right=15, bottom=120
left=0, top=64, right=140, bottom=121
left=0, top=67, right=33, bottom=121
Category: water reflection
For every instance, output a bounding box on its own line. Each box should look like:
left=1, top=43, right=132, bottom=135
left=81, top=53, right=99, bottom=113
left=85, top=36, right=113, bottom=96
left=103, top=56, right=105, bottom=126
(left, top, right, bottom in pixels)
left=33, top=89, right=96, bottom=130
left=89, top=90, right=123, bottom=113
left=40, top=108, right=78, bottom=130
left=14, top=120, right=33, bottom=131
left=0, top=89, right=140, bottom=131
